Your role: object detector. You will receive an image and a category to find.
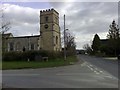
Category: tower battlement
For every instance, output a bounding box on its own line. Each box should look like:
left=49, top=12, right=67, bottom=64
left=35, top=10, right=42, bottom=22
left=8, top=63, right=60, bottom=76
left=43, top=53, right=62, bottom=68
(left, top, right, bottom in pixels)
left=40, top=8, right=59, bottom=15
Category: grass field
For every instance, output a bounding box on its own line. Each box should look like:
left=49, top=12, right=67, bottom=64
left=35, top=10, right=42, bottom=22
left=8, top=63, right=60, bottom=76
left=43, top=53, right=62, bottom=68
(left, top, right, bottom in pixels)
left=2, top=56, right=77, bottom=70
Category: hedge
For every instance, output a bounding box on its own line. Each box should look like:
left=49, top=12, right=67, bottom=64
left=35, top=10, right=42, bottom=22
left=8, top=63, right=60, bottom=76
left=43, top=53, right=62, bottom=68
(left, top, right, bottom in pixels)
left=2, top=50, right=63, bottom=61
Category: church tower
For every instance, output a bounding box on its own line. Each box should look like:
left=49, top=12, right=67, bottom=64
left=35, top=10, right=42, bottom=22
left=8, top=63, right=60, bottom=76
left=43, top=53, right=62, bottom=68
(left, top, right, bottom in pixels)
left=40, top=9, right=61, bottom=51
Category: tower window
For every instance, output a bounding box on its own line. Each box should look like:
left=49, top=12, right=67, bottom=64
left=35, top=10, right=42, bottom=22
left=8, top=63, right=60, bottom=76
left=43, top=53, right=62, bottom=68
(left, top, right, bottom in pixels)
left=56, top=36, right=58, bottom=45
left=45, top=16, right=48, bottom=22
left=55, top=17, right=57, bottom=23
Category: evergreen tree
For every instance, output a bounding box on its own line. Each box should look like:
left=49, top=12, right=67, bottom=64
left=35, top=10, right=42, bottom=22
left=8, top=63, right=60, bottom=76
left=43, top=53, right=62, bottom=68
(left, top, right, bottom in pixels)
left=107, top=20, right=119, bottom=39
left=107, top=20, right=120, bottom=56
left=92, top=34, right=101, bottom=54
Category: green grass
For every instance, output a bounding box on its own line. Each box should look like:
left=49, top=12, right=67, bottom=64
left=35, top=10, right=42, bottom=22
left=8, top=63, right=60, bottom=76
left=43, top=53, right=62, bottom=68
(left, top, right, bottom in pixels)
left=2, top=56, right=77, bottom=70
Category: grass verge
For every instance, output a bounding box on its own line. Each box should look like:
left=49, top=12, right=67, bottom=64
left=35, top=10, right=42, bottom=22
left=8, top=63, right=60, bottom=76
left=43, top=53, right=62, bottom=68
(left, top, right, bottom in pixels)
left=2, top=56, right=77, bottom=70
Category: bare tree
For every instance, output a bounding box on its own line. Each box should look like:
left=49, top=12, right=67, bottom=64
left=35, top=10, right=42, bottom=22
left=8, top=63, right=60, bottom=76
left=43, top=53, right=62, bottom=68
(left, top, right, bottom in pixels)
left=0, top=4, right=11, bottom=52
left=0, top=4, right=11, bottom=34
left=65, top=30, right=76, bottom=55
left=83, top=43, right=93, bottom=55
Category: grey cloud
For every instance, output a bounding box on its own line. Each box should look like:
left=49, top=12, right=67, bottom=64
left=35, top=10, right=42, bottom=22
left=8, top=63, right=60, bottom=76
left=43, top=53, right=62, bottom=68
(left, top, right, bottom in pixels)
left=3, top=4, right=40, bottom=37
left=3, top=4, right=39, bottom=24
left=67, top=3, right=117, bottom=32
left=49, top=2, right=118, bottom=49
left=8, top=23, right=40, bottom=36
left=49, top=2, right=66, bottom=8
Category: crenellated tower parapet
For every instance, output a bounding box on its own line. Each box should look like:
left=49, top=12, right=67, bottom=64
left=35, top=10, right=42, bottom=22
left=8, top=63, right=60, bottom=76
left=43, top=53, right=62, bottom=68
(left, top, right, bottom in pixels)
left=40, top=8, right=59, bottom=15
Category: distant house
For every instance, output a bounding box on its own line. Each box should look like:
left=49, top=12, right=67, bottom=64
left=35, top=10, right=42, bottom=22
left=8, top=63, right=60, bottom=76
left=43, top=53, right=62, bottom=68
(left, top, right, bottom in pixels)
left=100, top=39, right=108, bottom=46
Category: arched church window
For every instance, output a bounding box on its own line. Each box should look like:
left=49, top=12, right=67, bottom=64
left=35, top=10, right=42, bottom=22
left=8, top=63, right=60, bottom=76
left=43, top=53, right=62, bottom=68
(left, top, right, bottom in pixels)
left=31, top=44, right=34, bottom=50
left=16, top=42, right=20, bottom=51
left=9, top=42, right=14, bottom=51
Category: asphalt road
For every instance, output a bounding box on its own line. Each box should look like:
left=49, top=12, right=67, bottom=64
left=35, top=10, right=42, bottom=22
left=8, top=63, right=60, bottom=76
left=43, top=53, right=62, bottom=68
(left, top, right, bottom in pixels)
left=79, top=54, right=118, bottom=78
left=2, top=55, right=118, bottom=88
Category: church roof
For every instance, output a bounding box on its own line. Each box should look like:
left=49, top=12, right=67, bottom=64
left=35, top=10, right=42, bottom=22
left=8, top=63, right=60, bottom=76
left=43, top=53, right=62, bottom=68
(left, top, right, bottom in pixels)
left=12, top=35, right=40, bottom=38
left=2, top=33, right=40, bottom=39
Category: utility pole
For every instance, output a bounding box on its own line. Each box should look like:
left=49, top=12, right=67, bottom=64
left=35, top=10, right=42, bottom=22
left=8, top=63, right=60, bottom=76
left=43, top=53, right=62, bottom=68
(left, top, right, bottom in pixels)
left=64, top=14, right=66, bottom=61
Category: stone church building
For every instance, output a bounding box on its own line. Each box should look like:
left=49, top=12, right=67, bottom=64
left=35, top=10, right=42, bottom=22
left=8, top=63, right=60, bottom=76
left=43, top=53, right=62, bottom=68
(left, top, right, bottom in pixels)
left=3, top=8, right=61, bottom=52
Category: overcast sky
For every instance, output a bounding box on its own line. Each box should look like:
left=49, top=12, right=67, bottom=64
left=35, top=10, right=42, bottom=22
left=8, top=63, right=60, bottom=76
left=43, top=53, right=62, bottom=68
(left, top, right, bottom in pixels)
left=1, top=0, right=119, bottom=49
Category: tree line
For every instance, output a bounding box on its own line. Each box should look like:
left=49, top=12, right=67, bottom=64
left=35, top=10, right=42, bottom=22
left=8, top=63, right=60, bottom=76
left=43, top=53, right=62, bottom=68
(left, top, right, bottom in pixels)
left=83, top=20, right=120, bottom=56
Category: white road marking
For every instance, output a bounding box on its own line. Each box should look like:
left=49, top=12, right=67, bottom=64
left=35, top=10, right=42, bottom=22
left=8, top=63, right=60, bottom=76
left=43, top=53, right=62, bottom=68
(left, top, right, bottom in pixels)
left=104, top=76, right=113, bottom=79
left=86, top=63, right=106, bottom=75
left=99, top=71, right=103, bottom=73
left=87, top=65, right=90, bottom=67
left=96, top=72, right=100, bottom=74
left=84, top=62, right=118, bottom=80
left=89, top=65, right=93, bottom=67
left=90, top=68, right=93, bottom=71
left=95, top=68, right=98, bottom=70
left=94, top=71, right=97, bottom=73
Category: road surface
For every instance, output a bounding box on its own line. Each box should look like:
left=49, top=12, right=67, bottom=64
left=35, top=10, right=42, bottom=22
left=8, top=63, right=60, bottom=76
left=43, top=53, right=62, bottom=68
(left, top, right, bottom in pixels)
left=79, top=55, right=118, bottom=78
left=2, top=55, right=118, bottom=88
